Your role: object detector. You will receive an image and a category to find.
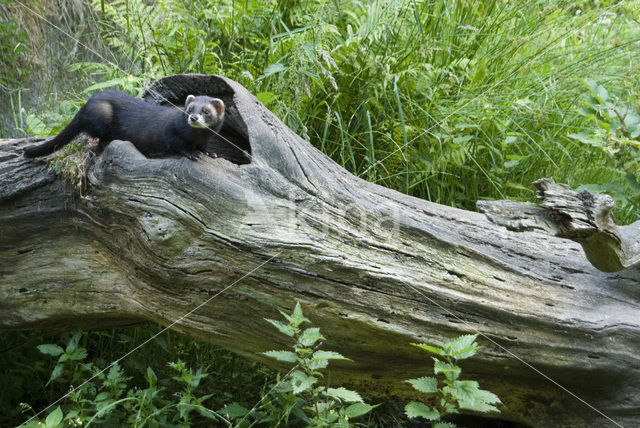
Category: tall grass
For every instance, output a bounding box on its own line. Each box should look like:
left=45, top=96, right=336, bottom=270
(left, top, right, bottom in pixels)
left=70, top=0, right=640, bottom=221
left=0, top=0, right=112, bottom=137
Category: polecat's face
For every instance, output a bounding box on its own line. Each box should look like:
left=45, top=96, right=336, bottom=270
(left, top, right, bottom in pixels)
left=184, top=95, right=225, bottom=130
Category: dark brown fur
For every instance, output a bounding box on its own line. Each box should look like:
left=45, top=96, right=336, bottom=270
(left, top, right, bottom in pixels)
left=24, top=91, right=225, bottom=160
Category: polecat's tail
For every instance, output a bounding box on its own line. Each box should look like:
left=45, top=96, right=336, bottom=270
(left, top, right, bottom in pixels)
left=23, top=116, right=82, bottom=158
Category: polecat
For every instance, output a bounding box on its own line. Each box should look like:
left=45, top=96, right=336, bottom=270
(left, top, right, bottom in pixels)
left=23, top=91, right=225, bottom=160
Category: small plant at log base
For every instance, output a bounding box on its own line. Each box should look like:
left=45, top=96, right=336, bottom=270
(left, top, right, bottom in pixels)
left=22, top=332, right=219, bottom=427
left=222, top=302, right=373, bottom=426
left=404, top=334, right=501, bottom=426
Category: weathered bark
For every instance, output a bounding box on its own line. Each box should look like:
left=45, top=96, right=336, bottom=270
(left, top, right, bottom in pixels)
left=478, top=178, right=640, bottom=273
left=1, top=74, right=638, bottom=428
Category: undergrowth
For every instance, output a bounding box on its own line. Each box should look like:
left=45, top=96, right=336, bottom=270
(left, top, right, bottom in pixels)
left=1, top=327, right=272, bottom=427
left=221, top=302, right=374, bottom=426
left=9, top=307, right=498, bottom=428
left=405, top=334, right=501, bottom=427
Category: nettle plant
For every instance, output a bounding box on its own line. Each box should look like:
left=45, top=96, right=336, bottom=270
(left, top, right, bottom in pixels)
left=568, top=78, right=640, bottom=215
left=23, top=332, right=218, bottom=427
left=222, top=303, right=373, bottom=427
left=404, top=334, right=501, bottom=427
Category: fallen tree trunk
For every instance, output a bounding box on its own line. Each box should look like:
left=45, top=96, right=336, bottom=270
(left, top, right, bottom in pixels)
left=1, top=74, right=638, bottom=427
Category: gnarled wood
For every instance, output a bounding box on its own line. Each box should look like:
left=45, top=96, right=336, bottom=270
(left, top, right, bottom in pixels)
left=478, top=179, right=640, bottom=272
left=1, top=74, right=639, bottom=427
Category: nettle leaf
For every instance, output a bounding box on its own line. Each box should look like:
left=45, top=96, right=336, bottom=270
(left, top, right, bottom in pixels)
left=447, top=334, right=478, bottom=350
left=459, top=397, right=501, bottom=413
left=95, top=391, right=111, bottom=402
left=325, top=387, right=363, bottom=403
left=313, top=350, right=350, bottom=361
left=65, top=332, right=82, bottom=353
left=263, top=350, right=298, bottom=363
left=37, top=344, right=64, bottom=357
left=291, top=302, right=310, bottom=325
left=45, top=406, right=63, bottom=427
left=474, top=388, right=502, bottom=405
left=412, top=342, right=443, bottom=355
left=444, top=379, right=479, bottom=400
left=582, top=78, right=609, bottom=103
left=68, top=347, right=88, bottom=361
left=190, top=368, right=208, bottom=388
left=433, top=359, right=461, bottom=380
left=299, top=327, right=324, bottom=347
left=457, top=387, right=502, bottom=413
left=444, top=380, right=501, bottom=413
left=26, top=114, right=53, bottom=136
left=265, top=319, right=295, bottom=337
left=46, top=364, right=64, bottom=385
left=624, top=109, right=640, bottom=137
left=290, top=370, right=317, bottom=394
left=277, top=303, right=310, bottom=328
left=309, top=357, right=329, bottom=370
left=446, top=334, right=480, bottom=359
left=405, top=376, right=438, bottom=394
left=220, top=402, right=250, bottom=420
left=342, top=402, right=375, bottom=418
left=404, top=401, right=440, bottom=420
left=567, top=131, right=603, bottom=147
left=578, top=105, right=597, bottom=117
left=106, top=363, right=122, bottom=381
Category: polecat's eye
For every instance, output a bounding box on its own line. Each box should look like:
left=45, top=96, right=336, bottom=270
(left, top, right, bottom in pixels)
left=204, top=110, right=210, bottom=116
left=187, top=107, right=193, bottom=113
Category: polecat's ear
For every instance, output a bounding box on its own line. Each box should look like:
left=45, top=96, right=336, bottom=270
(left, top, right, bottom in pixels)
left=211, top=98, right=225, bottom=116
left=185, top=95, right=195, bottom=107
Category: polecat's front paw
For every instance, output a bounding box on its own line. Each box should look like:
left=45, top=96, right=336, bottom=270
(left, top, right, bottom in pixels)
left=203, top=149, right=218, bottom=159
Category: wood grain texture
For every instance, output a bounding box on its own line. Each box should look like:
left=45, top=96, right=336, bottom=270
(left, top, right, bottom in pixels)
left=1, top=74, right=639, bottom=427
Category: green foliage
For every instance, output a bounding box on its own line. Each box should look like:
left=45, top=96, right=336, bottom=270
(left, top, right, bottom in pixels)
left=223, top=302, right=374, bottom=427
left=405, top=334, right=501, bottom=425
left=24, top=99, right=79, bottom=137
left=0, top=13, right=29, bottom=87
left=568, top=78, right=640, bottom=216
left=15, top=330, right=250, bottom=427
left=66, top=0, right=639, bottom=222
